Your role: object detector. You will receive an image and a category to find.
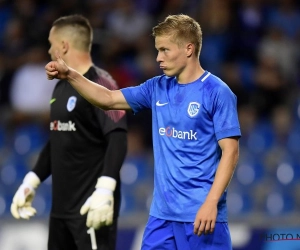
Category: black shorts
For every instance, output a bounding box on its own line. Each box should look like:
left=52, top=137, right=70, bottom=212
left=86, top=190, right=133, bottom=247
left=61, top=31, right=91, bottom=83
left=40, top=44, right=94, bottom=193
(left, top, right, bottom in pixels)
left=48, top=216, right=118, bottom=250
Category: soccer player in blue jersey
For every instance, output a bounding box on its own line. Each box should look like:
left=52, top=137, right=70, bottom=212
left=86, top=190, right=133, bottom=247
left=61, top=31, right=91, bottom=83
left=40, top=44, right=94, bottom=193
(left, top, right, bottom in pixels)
left=45, top=14, right=241, bottom=250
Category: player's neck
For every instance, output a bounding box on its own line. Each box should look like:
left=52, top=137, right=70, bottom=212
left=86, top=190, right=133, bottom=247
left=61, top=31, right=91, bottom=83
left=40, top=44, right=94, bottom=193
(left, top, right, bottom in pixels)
left=65, top=53, right=93, bottom=75
left=176, top=61, right=205, bottom=84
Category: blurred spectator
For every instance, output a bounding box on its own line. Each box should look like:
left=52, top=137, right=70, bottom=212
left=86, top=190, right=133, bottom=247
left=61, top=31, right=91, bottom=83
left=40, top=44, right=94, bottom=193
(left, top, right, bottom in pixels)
left=266, top=0, right=300, bottom=39
left=134, top=0, right=162, bottom=16
left=251, top=55, right=289, bottom=119
left=157, top=0, right=200, bottom=21
left=105, top=0, right=153, bottom=46
left=85, top=0, right=112, bottom=30
left=1, top=17, right=29, bottom=71
left=0, top=0, right=12, bottom=44
left=270, top=105, right=294, bottom=145
left=257, top=25, right=299, bottom=81
left=120, top=124, right=153, bottom=216
left=99, top=0, right=155, bottom=88
left=0, top=52, right=13, bottom=108
left=238, top=104, right=258, bottom=143
left=45, top=0, right=88, bottom=17
left=221, top=61, right=255, bottom=107
left=135, top=47, right=161, bottom=83
left=9, top=44, right=57, bottom=126
left=12, top=0, right=41, bottom=43
left=197, top=0, right=232, bottom=75
left=262, top=106, right=299, bottom=196
left=230, top=0, right=267, bottom=63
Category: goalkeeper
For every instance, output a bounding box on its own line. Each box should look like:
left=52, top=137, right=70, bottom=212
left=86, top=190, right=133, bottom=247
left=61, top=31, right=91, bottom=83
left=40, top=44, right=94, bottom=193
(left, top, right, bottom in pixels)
left=10, top=15, right=127, bottom=250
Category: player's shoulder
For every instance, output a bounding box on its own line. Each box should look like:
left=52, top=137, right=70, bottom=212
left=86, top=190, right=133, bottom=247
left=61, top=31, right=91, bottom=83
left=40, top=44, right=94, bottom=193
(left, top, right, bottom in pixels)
left=144, top=74, right=173, bottom=86
left=91, top=65, right=114, bottom=81
left=138, top=74, right=172, bottom=92
left=205, top=72, right=227, bottom=87
left=146, top=74, right=166, bottom=82
left=55, top=79, right=68, bottom=91
left=94, top=66, right=113, bottom=78
left=204, top=72, right=232, bottom=94
left=90, top=65, right=119, bottom=90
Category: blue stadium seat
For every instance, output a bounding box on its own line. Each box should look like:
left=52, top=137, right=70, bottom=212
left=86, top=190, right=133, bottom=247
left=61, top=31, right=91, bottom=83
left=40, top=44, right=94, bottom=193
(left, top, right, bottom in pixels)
left=1, top=156, right=28, bottom=186
left=120, top=192, right=136, bottom=215
left=32, top=193, right=51, bottom=218
left=122, top=154, right=153, bottom=184
left=227, top=188, right=253, bottom=216
left=10, top=123, right=48, bottom=157
left=274, top=153, right=300, bottom=187
left=0, top=124, right=5, bottom=149
left=234, top=150, right=265, bottom=188
left=286, top=128, right=300, bottom=157
left=264, top=188, right=295, bottom=216
left=246, top=120, right=274, bottom=156
left=1, top=193, right=12, bottom=218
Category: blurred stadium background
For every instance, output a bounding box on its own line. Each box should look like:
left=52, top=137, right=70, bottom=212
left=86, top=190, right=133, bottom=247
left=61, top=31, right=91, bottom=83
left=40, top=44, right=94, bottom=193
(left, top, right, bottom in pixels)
left=1, top=0, right=300, bottom=249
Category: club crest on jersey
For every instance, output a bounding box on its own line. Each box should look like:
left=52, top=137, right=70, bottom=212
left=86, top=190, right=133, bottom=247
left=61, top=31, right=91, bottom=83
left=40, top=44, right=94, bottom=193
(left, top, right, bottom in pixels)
left=67, top=96, right=77, bottom=112
left=187, top=102, right=200, bottom=117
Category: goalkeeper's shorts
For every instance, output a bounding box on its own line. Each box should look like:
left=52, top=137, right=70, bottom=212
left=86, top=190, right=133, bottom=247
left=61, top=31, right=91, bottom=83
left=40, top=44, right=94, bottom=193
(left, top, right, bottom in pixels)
left=48, top=216, right=118, bottom=250
left=141, top=215, right=232, bottom=250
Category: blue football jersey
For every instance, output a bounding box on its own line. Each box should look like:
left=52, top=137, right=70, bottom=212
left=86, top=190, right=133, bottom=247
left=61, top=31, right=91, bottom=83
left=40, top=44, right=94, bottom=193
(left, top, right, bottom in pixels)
left=121, top=71, right=241, bottom=222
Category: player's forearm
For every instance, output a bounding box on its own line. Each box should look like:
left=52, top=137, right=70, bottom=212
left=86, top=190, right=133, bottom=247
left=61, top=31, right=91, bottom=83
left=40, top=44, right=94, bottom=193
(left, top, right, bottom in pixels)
left=205, top=145, right=239, bottom=204
left=67, top=68, right=114, bottom=110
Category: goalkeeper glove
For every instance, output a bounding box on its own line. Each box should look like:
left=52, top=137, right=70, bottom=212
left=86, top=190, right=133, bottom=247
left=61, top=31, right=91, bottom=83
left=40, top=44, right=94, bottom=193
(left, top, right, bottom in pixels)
left=11, top=171, right=40, bottom=219
left=80, top=176, right=116, bottom=229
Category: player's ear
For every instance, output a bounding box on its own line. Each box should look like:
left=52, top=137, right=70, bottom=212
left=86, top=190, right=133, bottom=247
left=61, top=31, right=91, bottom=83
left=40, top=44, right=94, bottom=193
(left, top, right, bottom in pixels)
left=186, top=43, right=194, bottom=58
left=61, top=40, right=69, bottom=54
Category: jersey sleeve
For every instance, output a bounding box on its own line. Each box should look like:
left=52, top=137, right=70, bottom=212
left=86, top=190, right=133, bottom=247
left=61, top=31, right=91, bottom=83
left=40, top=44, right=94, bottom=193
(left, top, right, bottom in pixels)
left=32, top=141, right=52, bottom=182
left=93, top=67, right=128, bottom=135
left=101, top=130, right=127, bottom=179
left=121, top=78, right=156, bottom=113
left=94, top=107, right=127, bottom=136
left=209, top=84, right=241, bottom=141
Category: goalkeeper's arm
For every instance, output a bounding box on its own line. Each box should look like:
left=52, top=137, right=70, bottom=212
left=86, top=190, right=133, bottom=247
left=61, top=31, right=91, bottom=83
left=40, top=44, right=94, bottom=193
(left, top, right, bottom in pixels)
left=80, top=129, right=127, bottom=229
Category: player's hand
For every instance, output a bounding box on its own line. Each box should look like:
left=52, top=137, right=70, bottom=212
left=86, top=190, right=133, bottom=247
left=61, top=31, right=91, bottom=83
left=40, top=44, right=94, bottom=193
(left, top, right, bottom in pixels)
left=80, top=176, right=116, bottom=229
left=11, top=172, right=41, bottom=219
left=45, top=52, right=69, bottom=80
left=193, top=200, right=218, bottom=236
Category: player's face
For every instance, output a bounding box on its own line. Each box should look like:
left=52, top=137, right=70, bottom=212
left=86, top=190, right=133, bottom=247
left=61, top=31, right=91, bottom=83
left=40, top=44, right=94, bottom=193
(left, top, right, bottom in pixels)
left=155, top=35, right=188, bottom=77
left=48, top=27, right=62, bottom=61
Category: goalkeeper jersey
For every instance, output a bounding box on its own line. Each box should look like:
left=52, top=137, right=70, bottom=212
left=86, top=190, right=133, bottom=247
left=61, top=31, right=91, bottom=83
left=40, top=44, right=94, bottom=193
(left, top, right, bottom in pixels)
left=34, top=66, right=127, bottom=218
left=121, top=71, right=241, bottom=222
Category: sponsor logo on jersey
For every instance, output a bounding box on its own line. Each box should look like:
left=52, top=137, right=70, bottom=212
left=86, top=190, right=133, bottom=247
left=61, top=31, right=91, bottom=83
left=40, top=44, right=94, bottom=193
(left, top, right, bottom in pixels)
left=67, top=96, right=77, bottom=111
left=50, top=120, right=76, bottom=131
left=187, top=102, right=200, bottom=117
left=159, top=126, right=197, bottom=140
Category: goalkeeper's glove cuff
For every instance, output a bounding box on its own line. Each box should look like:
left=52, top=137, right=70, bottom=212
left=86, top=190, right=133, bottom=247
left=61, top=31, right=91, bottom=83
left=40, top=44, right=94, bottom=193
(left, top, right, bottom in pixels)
left=95, top=176, right=116, bottom=192
left=23, top=171, right=41, bottom=189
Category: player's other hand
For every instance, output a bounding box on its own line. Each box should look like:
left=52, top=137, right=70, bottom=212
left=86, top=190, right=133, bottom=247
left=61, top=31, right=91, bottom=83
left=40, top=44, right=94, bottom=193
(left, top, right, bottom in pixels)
left=45, top=52, right=69, bottom=80
left=193, top=200, right=218, bottom=236
left=11, top=172, right=41, bottom=220
left=80, top=176, right=116, bottom=230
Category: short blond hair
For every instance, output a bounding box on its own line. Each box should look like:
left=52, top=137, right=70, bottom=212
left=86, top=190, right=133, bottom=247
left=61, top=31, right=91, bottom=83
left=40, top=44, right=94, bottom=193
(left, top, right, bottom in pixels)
left=152, top=14, right=202, bottom=58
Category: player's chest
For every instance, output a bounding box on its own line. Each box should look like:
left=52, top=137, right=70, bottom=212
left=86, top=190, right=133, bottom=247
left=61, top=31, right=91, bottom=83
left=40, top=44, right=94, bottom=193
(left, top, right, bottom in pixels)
left=154, top=85, right=205, bottom=123
left=50, top=84, right=87, bottom=119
